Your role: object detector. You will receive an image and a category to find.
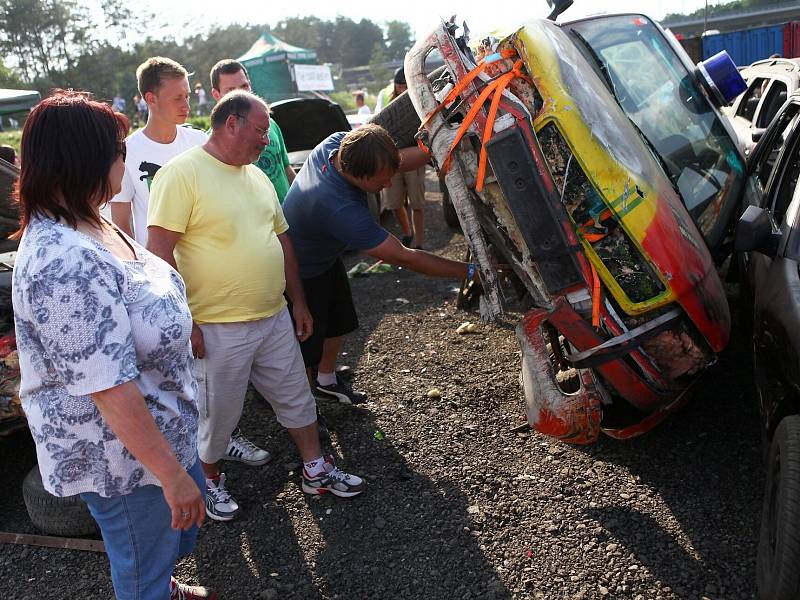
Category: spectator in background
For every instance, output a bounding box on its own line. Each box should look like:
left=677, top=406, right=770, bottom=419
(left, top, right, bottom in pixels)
left=375, top=68, right=427, bottom=249
left=209, top=59, right=296, bottom=203
left=112, top=93, right=126, bottom=113
left=354, top=91, right=371, bottom=116
left=147, top=91, right=365, bottom=521
left=12, top=91, right=215, bottom=600
left=110, top=57, right=207, bottom=245
left=194, top=82, right=208, bottom=116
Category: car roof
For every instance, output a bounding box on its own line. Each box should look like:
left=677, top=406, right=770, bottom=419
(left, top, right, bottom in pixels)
left=742, top=58, right=800, bottom=78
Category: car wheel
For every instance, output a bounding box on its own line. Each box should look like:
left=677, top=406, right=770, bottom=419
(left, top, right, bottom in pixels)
left=370, top=90, right=421, bottom=149
left=757, top=415, right=800, bottom=600
left=441, top=182, right=461, bottom=230
left=23, top=464, right=97, bottom=537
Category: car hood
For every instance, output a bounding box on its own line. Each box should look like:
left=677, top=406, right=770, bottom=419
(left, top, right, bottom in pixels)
left=270, top=98, right=351, bottom=154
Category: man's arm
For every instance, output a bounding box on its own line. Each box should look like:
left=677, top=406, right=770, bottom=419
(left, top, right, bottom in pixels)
left=110, top=202, right=134, bottom=238
left=278, top=232, right=312, bottom=342
left=398, top=147, right=429, bottom=173
left=366, top=234, right=468, bottom=279
left=285, top=165, right=296, bottom=185
left=146, top=225, right=206, bottom=358
left=146, top=225, right=181, bottom=270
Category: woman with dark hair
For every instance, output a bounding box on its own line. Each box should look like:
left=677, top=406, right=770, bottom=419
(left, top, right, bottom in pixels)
left=12, top=91, right=215, bottom=600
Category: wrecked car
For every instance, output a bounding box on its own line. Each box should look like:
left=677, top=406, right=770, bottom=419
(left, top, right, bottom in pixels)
left=374, top=7, right=747, bottom=443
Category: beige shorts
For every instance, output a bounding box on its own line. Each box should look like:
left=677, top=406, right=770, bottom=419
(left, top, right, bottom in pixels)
left=194, top=307, right=317, bottom=464
left=382, top=166, right=426, bottom=210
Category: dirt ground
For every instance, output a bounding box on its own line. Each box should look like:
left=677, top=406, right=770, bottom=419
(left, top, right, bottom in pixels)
left=0, top=176, right=762, bottom=599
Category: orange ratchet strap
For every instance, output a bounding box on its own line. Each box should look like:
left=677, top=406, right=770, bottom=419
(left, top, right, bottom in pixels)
left=419, top=50, right=530, bottom=191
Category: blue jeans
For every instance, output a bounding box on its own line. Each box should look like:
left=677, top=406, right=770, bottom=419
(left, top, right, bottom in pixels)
left=81, top=459, right=205, bottom=600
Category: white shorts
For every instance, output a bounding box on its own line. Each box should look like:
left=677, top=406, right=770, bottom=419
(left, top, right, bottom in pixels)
left=194, top=307, right=317, bottom=464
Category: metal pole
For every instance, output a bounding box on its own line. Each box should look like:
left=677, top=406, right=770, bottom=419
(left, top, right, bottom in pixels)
left=704, top=0, right=708, bottom=34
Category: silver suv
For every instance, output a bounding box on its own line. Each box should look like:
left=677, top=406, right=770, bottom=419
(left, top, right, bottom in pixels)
left=725, top=57, right=800, bottom=157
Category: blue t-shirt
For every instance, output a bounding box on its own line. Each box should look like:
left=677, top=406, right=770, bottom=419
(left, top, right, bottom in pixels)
left=283, top=132, right=388, bottom=278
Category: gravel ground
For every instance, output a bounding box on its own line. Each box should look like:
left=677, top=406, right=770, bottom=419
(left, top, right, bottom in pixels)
left=1, top=177, right=763, bottom=599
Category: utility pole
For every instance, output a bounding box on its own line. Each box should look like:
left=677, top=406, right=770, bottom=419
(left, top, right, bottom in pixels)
left=704, top=0, right=709, bottom=34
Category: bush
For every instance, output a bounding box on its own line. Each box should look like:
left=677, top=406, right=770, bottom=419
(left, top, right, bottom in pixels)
left=0, top=131, right=22, bottom=153
left=186, top=115, right=211, bottom=131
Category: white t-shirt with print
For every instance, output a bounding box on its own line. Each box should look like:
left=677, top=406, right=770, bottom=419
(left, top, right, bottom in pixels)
left=110, top=126, right=208, bottom=245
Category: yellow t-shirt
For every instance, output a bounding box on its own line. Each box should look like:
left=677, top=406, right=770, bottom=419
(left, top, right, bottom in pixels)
left=147, top=146, right=288, bottom=324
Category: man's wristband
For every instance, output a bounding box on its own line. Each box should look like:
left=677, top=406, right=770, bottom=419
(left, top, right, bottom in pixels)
left=466, top=263, right=477, bottom=280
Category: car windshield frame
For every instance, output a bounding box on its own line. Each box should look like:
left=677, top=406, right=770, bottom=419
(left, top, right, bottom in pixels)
left=565, top=14, right=745, bottom=250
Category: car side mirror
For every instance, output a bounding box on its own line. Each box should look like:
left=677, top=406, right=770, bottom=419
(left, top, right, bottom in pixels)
left=735, top=205, right=781, bottom=257
left=547, top=0, right=573, bottom=21
left=752, top=128, right=766, bottom=143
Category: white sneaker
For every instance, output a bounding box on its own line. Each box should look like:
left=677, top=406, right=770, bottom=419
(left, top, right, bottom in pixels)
left=205, top=473, right=239, bottom=521
left=224, top=431, right=271, bottom=466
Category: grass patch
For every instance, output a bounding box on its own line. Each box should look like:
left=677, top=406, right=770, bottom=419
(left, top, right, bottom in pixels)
left=0, top=131, right=22, bottom=152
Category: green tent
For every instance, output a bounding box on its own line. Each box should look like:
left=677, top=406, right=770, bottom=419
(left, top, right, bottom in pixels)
left=0, top=89, right=40, bottom=116
left=237, top=33, right=318, bottom=102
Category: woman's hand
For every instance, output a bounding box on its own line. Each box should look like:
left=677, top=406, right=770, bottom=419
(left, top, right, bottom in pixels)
left=162, top=468, right=205, bottom=530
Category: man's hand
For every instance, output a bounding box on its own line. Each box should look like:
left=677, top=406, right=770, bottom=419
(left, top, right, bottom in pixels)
left=292, top=303, right=313, bottom=342
left=191, top=323, right=205, bottom=359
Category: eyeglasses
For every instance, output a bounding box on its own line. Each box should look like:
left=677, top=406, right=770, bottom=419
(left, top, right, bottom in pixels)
left=233, top=113, right=270, bottom=141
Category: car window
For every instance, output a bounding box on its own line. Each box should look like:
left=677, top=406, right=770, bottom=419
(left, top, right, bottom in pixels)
left=752, top=102, right=800, bottom=192
left=756, top=80, right=788, bottom=129
left=737, top=78, right=769, bottom=123
left=769, top=124, right=800, bottom=223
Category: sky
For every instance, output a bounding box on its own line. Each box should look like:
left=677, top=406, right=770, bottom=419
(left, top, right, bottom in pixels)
left=137, top=0, right=715, bottom=42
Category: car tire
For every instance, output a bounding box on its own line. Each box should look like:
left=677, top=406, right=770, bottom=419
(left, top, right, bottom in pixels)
left=367, top=192, right=381, bottom=222
left=757, top=415, right=800, bottom=600
left=441, top=182, right=461, bottom=230
left=370, top=90, right=421, bottom=149
left=22, top=464, right=97, bottom=537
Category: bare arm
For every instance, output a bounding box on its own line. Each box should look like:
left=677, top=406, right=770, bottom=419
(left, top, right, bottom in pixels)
left=366, top=234, right=468, bottom=278
left=398, top=147, right=429, bottom=172
left=146, top=225, right=181, bottom=270
left=285, top=165, right=296, bottom=185
left=92, top=381, right=205, bottom=530
left=146, top=226, right=205, bottom=357
left=110, top=203, right=134, bottom=239
left=278, top=232, right=312, bottom=341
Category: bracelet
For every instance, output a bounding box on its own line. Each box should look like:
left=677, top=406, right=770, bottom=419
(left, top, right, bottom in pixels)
left=466, top=263, right=476, bottom=280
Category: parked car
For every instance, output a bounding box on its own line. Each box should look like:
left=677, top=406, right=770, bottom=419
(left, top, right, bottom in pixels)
left=734, top=90, right=800, bottom=600
left=724, top=57, right=800, bottom=157
left=375, top=5, right=747, bottom=443
left=270, top=97, right=381, bottom=219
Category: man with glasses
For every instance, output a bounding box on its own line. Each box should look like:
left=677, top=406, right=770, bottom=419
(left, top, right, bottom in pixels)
left=209, top=59, right=296, bottom=203
left=146, top=91, right=365, bottom=522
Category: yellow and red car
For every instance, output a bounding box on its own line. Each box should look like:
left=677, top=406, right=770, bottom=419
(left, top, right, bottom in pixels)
left=396, top=12, right=746, bottom=442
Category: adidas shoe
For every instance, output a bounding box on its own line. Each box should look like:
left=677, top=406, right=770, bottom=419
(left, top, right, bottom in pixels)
left=224, top=430, right=271, bottom=466
left=302, top=456, right=365, bottom=498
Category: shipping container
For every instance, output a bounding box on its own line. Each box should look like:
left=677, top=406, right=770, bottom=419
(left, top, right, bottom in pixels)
left=785, top=21, right=800, bottom=58
left=702, top=24, right=786, bottom=64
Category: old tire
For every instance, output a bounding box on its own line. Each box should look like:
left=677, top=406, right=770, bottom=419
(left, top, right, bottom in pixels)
left=370, top=90, right=420, bottom=149
left=757, top=415, right=800, bottom=600
left=22, top=465, right=97, bottom=537
left=441, top=182, right=461, bottom=230
left=367, top=192, right=381, bottom=222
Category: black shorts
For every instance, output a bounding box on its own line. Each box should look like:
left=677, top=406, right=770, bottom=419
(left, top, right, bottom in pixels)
left=295, top=258, right=359, bottom=368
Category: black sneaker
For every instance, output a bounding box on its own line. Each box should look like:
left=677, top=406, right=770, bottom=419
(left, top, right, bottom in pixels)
left=335, top=364, right=353, bottom=380
left=315, top=375, right=367, bottom=405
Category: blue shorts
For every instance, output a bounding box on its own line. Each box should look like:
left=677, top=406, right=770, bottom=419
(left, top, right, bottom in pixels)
left=81, top=459, right=205, bottom=600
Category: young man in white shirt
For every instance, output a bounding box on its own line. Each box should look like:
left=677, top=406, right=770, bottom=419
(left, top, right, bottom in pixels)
left=110, top=57, right=207, bottom=245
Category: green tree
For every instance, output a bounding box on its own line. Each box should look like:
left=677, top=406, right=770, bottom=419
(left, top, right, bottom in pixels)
left=385, top=20, right=413, bottom=60
left=369, top=43, right=391, bottom=93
